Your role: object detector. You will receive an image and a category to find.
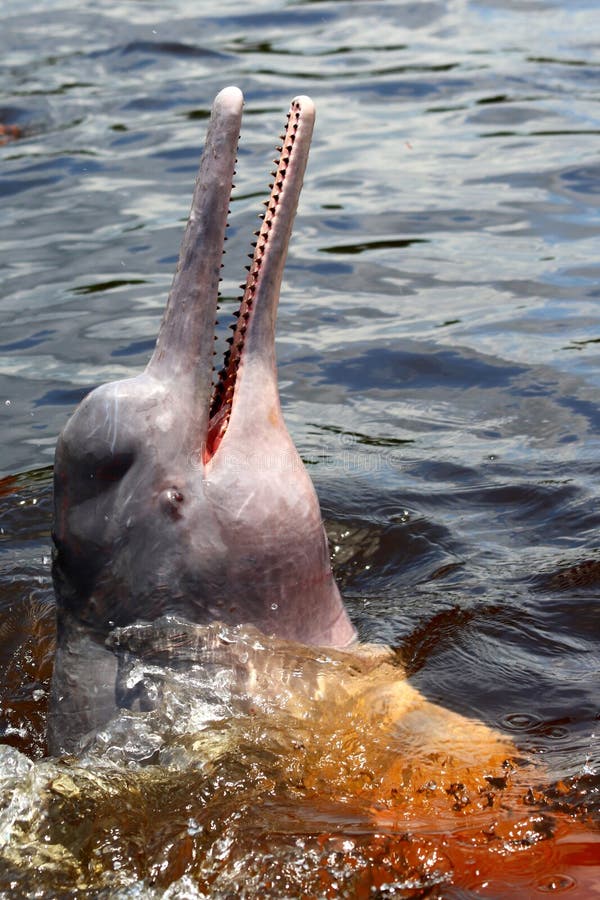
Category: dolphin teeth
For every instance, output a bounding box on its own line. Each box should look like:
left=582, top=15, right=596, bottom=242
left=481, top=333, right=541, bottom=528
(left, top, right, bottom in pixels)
left=208, top=95, right=309, bottom=456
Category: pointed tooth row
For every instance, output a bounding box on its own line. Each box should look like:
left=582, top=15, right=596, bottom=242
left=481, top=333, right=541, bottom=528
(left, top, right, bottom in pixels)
left=209, top=101, right=303, bottom=431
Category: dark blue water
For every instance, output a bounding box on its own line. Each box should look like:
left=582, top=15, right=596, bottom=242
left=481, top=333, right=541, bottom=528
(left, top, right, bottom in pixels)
left=1, top=0, right=599, bottom=895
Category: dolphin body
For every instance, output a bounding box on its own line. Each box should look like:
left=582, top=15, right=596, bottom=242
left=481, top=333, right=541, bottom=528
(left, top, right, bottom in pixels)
left=49, top=87, right=356, bottom=754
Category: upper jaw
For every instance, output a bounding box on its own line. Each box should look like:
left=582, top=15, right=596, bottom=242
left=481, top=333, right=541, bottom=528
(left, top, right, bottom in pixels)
left=146, top=85, right=243, bottom=443
left=146, top=87, right=315, bottom=465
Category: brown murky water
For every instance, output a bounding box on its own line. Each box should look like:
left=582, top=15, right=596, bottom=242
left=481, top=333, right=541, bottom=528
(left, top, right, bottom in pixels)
left=1, top=0, right=599, bottom=896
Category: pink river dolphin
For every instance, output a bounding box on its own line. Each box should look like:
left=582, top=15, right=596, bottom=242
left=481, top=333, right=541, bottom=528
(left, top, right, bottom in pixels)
left=49, top=87, right=355, bottom=754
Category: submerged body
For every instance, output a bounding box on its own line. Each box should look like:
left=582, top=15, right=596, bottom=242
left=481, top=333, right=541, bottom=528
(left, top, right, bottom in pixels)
left=6, top=614, right=598, bottom=897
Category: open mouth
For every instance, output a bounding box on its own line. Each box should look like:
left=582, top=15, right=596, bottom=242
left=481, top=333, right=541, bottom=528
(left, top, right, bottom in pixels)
left=203, top=95, right=315, bottom=463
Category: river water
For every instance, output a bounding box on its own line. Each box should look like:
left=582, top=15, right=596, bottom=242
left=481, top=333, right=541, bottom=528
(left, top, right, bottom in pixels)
left=0, top=0, right=599, bottom=896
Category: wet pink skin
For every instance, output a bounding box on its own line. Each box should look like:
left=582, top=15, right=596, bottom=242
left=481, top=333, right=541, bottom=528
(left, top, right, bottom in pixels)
left=49, top=87, right=356, bottom=754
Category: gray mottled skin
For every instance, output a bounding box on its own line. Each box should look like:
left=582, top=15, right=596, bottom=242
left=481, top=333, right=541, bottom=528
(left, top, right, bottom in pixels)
left=49, top=87, right=356, bottom=755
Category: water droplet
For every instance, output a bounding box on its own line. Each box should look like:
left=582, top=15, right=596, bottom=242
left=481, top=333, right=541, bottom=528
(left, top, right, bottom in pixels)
left=187, top=817, right=202, bottom=836
left=548, top=726, right=569, bottom=739
left=271, top=602, right=278, bottom=611
left=502, top=712, right=541, bottom=732
left=537, top=874, right=576, bottom=892
left=5, top=400, right=10, bottom=406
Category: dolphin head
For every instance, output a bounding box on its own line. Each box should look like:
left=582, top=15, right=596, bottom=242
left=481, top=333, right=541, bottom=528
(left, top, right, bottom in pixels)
left=49, top=88, right=356, bottom=753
